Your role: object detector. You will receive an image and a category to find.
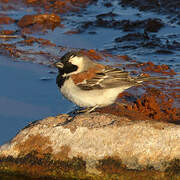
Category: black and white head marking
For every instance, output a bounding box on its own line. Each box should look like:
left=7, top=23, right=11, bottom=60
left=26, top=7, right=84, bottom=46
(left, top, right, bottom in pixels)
left=55, top=51, right=82, bottom=88
left=60, top=51, right=82, bottom=64
left=56, top=51, right=83, bottom=76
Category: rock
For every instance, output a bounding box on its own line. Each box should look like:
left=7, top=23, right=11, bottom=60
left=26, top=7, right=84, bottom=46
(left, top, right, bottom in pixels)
left=18, top=14, right=61, bottom=28
left=0, top=113, right=179, bottom=179
left=0, top=16, right=14, bottom=24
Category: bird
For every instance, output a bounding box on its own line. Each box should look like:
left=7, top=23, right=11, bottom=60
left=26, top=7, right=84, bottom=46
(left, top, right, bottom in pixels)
left=55, top=51, right=162, bottom=112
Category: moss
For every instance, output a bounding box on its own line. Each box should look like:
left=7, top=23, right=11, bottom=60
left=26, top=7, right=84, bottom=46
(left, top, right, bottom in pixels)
left=0, top=171, right=58, bottom=180
left=0, top=152, right=87, bottom=179
left=97, top=157, right=180, bottom=180
left=97, top=156, right=124, bottom=174
left=0, top=155, right=179, bottom=180
left=165, top=159, right=180, bottom=176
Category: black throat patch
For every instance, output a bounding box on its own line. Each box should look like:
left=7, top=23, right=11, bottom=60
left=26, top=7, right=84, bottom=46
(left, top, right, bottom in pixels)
left=56, top=73, right=68, bottom=88
left=56, top=62, right=78, bottom=88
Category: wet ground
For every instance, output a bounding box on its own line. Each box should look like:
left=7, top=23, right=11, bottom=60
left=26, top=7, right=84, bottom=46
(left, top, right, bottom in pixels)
left=0, top=0, right=179, bottom=154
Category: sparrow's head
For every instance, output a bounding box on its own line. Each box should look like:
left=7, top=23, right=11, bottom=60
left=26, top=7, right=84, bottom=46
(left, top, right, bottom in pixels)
left=55, top=51, right=96, bottom=76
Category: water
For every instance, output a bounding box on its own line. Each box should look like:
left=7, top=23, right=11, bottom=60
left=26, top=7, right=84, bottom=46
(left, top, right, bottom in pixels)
left=35, top=1, right=180, bottom=72
left=0, top=55, right=74, bottom=145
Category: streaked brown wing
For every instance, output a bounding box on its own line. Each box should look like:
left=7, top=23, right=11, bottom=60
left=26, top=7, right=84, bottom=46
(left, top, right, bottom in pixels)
left=77, top=66, right=138, bottom=90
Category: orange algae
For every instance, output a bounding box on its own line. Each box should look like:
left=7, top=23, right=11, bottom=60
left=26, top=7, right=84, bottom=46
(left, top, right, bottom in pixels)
left=140, top=61, right=176, bottom=75
left=80, top=49, right=104, bottom=60
left=97, top=87, right=179, bottom=123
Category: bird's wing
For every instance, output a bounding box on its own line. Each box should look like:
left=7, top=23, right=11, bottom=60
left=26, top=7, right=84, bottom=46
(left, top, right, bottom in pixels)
left=77, top=66, right=139, bottom=90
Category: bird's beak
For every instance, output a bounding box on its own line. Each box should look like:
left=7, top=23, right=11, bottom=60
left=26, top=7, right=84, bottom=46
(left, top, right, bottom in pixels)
left=54, top=62, right=64, bottom=68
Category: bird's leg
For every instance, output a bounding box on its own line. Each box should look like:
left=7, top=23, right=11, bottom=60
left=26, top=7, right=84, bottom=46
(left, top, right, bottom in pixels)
left=86, top=105, right=98, bottom=113
left=77, top=105, right=98, bottom=114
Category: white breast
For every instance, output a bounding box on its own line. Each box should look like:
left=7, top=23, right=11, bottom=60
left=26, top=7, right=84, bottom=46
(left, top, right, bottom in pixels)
left=60, top=78, right=126, bottom=107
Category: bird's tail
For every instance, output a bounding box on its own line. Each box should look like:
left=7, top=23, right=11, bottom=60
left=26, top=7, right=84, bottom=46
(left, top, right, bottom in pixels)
left=135, top=75, right=179, bottom=83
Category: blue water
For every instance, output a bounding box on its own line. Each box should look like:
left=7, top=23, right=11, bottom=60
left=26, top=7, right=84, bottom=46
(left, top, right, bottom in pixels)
left=0, top=55, right=74, bottom=145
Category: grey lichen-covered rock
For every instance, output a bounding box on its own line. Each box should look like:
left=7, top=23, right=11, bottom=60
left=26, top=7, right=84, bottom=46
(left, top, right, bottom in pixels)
left=0, top=112, right=180, bottom=179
